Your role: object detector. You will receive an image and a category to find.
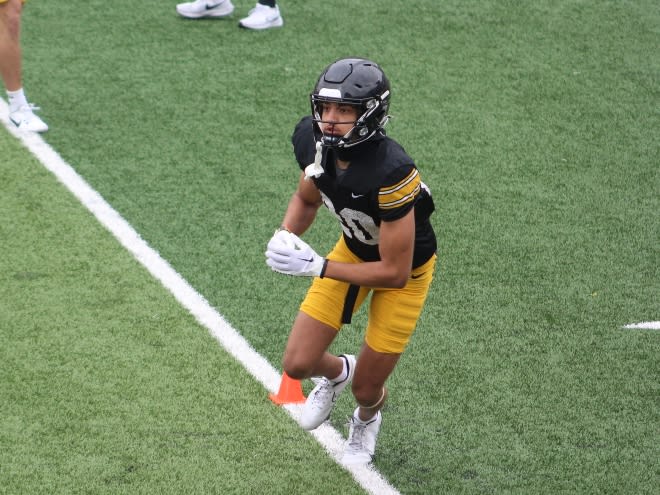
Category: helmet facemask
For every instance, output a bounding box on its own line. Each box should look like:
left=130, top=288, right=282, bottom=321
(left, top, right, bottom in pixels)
left=310, top=58, right=391, bottom=149
left=312, top=93, right=390, bottom=148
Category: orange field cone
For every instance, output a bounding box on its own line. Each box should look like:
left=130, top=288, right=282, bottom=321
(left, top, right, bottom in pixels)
left=269, top=372, right=307, bottom=405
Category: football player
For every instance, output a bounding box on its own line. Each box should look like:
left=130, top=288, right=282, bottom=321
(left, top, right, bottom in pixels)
left=265, top=57, right=437, bottom=465
left=0, top=0, right=47, bottom=132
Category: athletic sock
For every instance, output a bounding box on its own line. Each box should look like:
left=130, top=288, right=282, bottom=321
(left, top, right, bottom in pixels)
left=330, top=355, right=349, bottom=384
left=7, top=88, right=28, bottom=113
left=353, top=412, right=368, bottom=425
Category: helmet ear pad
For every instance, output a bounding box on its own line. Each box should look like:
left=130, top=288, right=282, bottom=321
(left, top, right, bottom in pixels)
left=311, top=58, right=391, bottom=148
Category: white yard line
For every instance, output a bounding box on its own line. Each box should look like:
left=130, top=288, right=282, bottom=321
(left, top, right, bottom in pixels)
left=1, top=101, right=399, bottom=495
left=623, top=321, right=660, bottom=330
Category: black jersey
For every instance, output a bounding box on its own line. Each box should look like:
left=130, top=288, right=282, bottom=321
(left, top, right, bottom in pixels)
left=291, top=116, right=437, bottom=268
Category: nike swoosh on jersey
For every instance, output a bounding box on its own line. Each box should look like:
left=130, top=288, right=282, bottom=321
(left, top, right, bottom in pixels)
left=351, top=193, right=364, bottom=198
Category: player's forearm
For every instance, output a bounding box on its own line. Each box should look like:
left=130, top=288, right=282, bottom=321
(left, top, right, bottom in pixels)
left=281, top=193, right=319, bottom=235
left=323, top=259, right=411, bottom=289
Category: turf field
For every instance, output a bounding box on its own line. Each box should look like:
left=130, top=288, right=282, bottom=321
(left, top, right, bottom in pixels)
left=1, top=1, right=658, bottom=493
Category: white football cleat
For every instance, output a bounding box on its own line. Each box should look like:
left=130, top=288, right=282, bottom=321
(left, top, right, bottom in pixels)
left=238, top=3, right=283, bottom=30
left=342, top=408, right=382, bottom=465
left=299, top=354, right=356, bottom=430
left=9, top=104, right=48, bottom=133
left=176, top=0, right=235, bottom=19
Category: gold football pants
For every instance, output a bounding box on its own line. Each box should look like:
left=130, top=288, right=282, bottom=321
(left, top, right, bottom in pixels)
left=300, top=235, right=436, bottom=354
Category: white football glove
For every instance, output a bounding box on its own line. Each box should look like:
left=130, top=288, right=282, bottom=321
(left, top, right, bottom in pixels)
left=265, top=230, right=325, bottom=277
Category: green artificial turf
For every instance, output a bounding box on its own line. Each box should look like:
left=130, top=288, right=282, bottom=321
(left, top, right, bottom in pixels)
left=2, top=0, right=657, bottom=493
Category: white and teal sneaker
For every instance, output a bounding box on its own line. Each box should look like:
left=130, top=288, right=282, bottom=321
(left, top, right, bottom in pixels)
left=176, top=0, right=235, bottom=19
left=238, top=3, right=283, bottom=30
left=9, top=104, right=48, bottom=133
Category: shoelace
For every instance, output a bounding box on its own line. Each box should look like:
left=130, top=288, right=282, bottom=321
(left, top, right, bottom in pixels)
left=309, top=378, right=334, bottom=405
left=10, top=105, right=42, bottom=126
left=12, top=103, right=42, bottom=115
left=346, top=418, right=367, bottom=450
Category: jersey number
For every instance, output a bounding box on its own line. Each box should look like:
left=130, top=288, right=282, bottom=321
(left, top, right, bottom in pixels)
left=321, top=193, right=379, bottom=245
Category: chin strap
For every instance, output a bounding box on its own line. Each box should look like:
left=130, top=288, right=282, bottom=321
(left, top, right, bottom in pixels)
left=304, top=141, right=324, bottom=180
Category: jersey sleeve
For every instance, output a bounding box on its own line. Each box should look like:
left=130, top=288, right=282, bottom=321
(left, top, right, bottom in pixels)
left=291, top=115, right=316, bottom=171
left=378, top=165, right=422, bottom=221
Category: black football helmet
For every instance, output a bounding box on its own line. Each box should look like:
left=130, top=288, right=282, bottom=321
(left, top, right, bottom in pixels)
left=311, top=58, right=391, bottom=148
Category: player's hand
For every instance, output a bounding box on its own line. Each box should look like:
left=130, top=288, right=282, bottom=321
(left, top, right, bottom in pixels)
left=265, top=230, right=325, bottom=277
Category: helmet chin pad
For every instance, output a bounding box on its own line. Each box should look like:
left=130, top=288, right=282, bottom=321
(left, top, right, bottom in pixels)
left=321, top=134, right=342, bottom=147
left=318, top=123, right=359, bottom=148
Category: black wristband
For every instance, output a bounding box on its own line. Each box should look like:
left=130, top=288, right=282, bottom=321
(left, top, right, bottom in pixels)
left=319, top=258, right=329, bottom=278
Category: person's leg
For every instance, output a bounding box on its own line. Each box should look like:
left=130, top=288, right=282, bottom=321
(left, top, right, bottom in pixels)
left=343, top=255, right=436, bottom=464
left=354, top=254, right=437, bottom=418
left=285, top=237, right=371, bottom=430
left=284, top=311, right=357, bottom=431
left=0, top=0, right=47, bottom=132
left=341, top=345, right=397, bottom=465
left=0, top=0, right=23, bottom=92
left=341, top=330, right=404, bottom=466
left=351, top=346, right=399, bottom=421
left=282, top=311, right=343, bottom=380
